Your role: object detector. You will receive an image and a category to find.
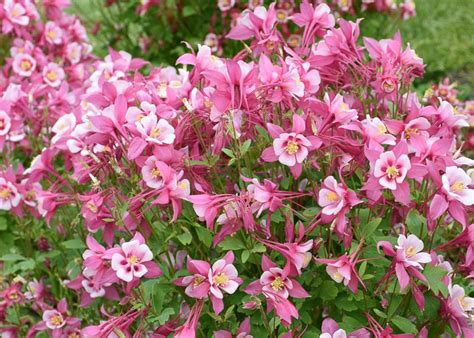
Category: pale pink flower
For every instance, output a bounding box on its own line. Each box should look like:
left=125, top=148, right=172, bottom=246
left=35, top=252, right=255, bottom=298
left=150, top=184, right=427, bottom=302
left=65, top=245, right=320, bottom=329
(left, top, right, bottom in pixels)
left=0, top=110, right=11, bottom=136
left=42, top=62, right=65, bottom=87
left=111, top=237, right=153, bottom=282
left=4, top=0, right=29, bottom=26
left=442, top=166, right=474, bottom=206
left=395, top=234, right=431, bottom=269
left=209, top=256, right=240, bottom=299
left=141, top=156, right=169, bottom=189
left=447, top=284, right=474, bottom=319
left=318, top=176, right=360, bottom=215
left=218, top=0, right=235, bottom=11
left=324, top=93, right=358, bottom=125
left=136, top=114, right=175, bottom=145
left=42, top=310, right=65, bottom=330
left=0, top=178, right=21, bottom=210
left=260, top=267, right=293, bottom=299
left=374, top=151, right=411, bottom=190
left=12, top=53, right=36, bottom=77
left=51, top=113, right=76, bottom=144
left=66, top=42, right=82, bottom=64
left=44, top=21, right=63, bottom=44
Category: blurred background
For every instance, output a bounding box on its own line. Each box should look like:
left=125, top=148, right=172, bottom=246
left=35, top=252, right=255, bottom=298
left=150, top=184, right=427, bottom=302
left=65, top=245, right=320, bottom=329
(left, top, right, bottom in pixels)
left=67, top=0, right=472, bottom=98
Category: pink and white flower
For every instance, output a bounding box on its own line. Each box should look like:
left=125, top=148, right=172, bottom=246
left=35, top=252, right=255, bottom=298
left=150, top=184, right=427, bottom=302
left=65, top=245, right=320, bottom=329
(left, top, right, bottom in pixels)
left=374, top=150, right=411, bottom=190
left=42, top=310, right=65, bottom=330
left=442, top=166, right=474, bottom=206
left=0, top=178, right=21, bottom=210
left=44, top=21, right=63, bottom=44
left=0, top=110, right=12, bottom=136
left=42, top=62, right=65, bottom=87
left=111, top=236, right=154, bottom=282
left=51, top=113, right=76, bottom=144
left=4, top=0, right=30, bottom=27
left=12, top=53, right=36, bottom=77
left=395, top=234, right=432, bottom=269
left=136, top=114, right=175, bottom=145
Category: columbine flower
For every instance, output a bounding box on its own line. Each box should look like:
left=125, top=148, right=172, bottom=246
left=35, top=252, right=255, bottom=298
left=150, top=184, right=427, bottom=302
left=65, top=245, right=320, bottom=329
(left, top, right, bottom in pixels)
left=273, top=131, right=311, bottom=167
left=374, top=150, right=411, bottom=190
left=395, top=234, right=432, bottom=269
left=4, top=0, right=29, bottom=28
left=136, top=114, right=175, bottom=145
left=447, top=284, right=474, bottom=319
left=44, top=21, right=63, bottom=44
left=12, top=53, right=36, bottom=77
left=174, top=258, right=211, bottom=299
left=318, top=176, right=360, bottom=215
left=51, top=113, right=76, bottom=144
left=0, top=178, right=21, bottom=210
left=43, top=310, right=65, bottom=330
left=0, top=110, right=12, bottom=136
left=111, top=234, right=154, bottom=282
left=42, top=62, right=65, bottom=87
left=218, top=0, right=236, bottom=11
left=141, top=156, right=170, bottom=189
left=442, top=166, right=474, bottom=206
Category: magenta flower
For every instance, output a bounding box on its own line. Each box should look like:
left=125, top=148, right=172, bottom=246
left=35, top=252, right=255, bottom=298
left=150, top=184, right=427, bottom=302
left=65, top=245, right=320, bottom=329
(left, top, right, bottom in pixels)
left=44, top=21, right=63, bottom=44
left=111, top=233, right=155, bottom=282
left=43, top=309, right=66, bottom=330
left=12, top=53, right=36, bottom=77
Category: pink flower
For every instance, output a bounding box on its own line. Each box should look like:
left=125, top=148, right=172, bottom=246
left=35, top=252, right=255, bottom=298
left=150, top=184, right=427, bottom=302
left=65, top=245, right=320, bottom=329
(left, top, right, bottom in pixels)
left=136, top=114, right=175, bottom=145
left=111, top=234, right=154, bottom=282
left=0, top=110, right=12, bottom=136
left=51, top=113, right=76, bottom=144
left=209, top=252, right=240, bottom=299
left=4, top=0, right=30, bottom=27
left=373, top=150, right=411, bottom=190
left=448, top=284, right=474, bottom=319
left=43, top=310, right=65, bottom=330
left=174, top=258, right=211, bottom=299
left=12, top=53, right=36, bottom=77
left=318, top=176, right=360, bottom=215
left=261, top=114, right=320, bottom=177
left=324, top=93, right=358, bottom=125
left=44, top=21, right=63, bottom=44
left=218, top=0, right=235, bottom=11
left=0, top=177, right=21, bottom=210
left=395, top=234, right=432, bottom=269
left=42, top=62, right=64, bottom=87
left=441, top=166, right=474, bottom=206
left=142, top=156, right=169, bottom=189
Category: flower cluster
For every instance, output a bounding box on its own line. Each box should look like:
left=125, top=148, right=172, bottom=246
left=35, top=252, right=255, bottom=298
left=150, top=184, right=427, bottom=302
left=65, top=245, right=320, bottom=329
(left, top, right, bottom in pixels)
left=0, top=1, right=473, bottom=337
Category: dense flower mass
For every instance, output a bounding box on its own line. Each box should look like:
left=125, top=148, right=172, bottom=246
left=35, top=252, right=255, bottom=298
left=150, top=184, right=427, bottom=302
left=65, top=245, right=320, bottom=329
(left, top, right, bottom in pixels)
left=0, top=0, right=473, bottom=337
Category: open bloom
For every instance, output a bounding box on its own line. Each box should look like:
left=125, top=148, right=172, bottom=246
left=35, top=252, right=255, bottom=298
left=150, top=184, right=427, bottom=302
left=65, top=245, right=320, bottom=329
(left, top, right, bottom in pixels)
left=175, top=258, right=211, bottom=299
left=3, top=0, right=30, bottom=29
left=51, top=113, right=76, bottom=144
left=44, top=21, right=63, bottom=44
left=318, top=176, right=360, bottom=215
left=12, top=53, right=36, bottom=77
left=42, top=62, right=65, bottom=87
left=273, top=132, right=311, bottom=167
left=111, top=234, right=154, bottom=282
left=0, top=110, right=12, bottom=136
left=395, top=234, right=432, bottom=269
left=442, top=166, right=474, bottom=206
left=374, top=150, right=411, bottom=190
left=142, top=156, right=169, bottom=189
left=209, top=253, right=240, bottom=299
left=43, top=310, right=65, bottom=330
left=136, top=114, right=175, bottom=145
left=0, top=178, right=21, bottom=210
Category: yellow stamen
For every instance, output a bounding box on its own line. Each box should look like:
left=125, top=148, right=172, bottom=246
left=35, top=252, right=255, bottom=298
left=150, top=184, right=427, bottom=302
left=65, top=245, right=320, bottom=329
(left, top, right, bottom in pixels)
left=326, top=191, right=339, bottom=202
left=451, top=182, right=465, bottom=193
left=0, top=188, right=11, bottom=200
left=271, top=277, right=285, bottom=291
left=151, top=168, right=161, bottom=178
left=285, top=140, right=299, bottom=155
left=50, top=314, right=63, bottom=326
left=405, top=246, right=416, bottom=258
left=213, top=272, right=229, bottom=287
left=386, top=166, right=399, bottom=180
left=127, top=255, right=139, bottom=265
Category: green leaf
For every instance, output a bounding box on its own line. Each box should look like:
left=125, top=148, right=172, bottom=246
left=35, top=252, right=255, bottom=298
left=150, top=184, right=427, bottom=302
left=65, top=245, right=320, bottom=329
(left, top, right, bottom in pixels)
left=391, top=315, right=418, bottom=334
left=240, top=140, right=252, bottom=155
left=177, top=231, right=192, bottom=245
left=157, top=308, right=175, bottom=325
left=218, top=237, right=246, bottom=251
left=63, top=238, right=86, bottom=250
left=0, top=253, right=25, bottom=262
left=195, top=227, right=212, bottom=247
left=222, top=148, right=234, bottom=158
left=373, top=308, right=387, bottom=318
left=0, top=217, right=7, bottom=230
left=241, top=250, right=250, bottom=263
left=406, top=209, right=426, bottom=238
left=423, top=265, right=448, bottom=297
left=182, top=6, right=197, bottom=17
left=318, top=281, right=338, bottom=301
left=359, top=217, right=382, bottom=239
